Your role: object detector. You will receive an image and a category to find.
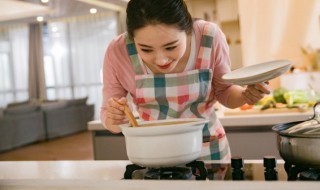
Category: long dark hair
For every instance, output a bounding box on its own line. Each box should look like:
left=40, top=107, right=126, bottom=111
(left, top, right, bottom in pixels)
left=126, top=0, right=193, bottom=39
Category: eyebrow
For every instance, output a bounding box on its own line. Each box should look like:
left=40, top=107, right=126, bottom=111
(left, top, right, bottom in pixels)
left=137, top=40, right=179, bottom=48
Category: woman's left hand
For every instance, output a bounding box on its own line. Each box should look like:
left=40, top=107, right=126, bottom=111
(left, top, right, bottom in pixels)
left=241, top=82, right=270, bottom=105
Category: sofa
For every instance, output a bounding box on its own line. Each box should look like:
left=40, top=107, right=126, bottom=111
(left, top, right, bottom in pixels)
left=42, top=98, right=94, bottom=139
left=0, top=103, right=46, bottom=152
left=0, top=97, right=94, bottom=152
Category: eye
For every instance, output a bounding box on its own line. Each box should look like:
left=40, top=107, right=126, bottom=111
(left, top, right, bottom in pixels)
left=166, top=46, right=176, bottom=51
left=141, top=49, right=152, bottom=53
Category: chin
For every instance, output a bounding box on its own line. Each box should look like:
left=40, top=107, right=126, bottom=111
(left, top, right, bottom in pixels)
left=157, top=67, right=174, bottom=74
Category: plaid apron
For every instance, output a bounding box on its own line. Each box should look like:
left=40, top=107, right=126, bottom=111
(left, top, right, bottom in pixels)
left=126, top=24, right=231, bottom=160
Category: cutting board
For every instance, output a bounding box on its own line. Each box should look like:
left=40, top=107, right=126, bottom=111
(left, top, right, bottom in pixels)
left=223, top=107, right=311, bottom=116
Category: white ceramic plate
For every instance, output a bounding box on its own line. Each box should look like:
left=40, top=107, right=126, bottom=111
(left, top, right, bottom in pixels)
left=222, top=60, right=292, bottom=85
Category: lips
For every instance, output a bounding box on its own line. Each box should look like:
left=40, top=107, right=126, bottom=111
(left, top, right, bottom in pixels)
left=158, top=61, right=172, bottom=70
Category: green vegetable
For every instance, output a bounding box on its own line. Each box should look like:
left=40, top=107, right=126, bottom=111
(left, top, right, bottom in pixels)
left=283, top=90, right=309, bottom=106
left=273, top=87, right=288, bottom=103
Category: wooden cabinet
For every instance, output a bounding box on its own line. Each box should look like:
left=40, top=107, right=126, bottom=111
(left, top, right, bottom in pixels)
left=88, top=120, right=128, bottom=160
left=225, top=126, right=281, bottom=159
left=216, top=0, right=239, bottom=22
left=185, top=0, right=217, bottom=22
left=216, top=0, right=242, bottom=70
left=186, top=0, right=243, bottom=70
left=91, top=131, right=128, bottom=160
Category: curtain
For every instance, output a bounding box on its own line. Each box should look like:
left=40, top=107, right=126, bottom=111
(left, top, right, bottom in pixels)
left=28, top=23, right=47, bottom=102
left=0, top=25, right=29, bottom=107
left=44, top=12, right=118, bottom=119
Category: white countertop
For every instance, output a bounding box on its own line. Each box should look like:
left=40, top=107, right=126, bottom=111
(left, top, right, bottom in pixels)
left=89, top=111, right=314, bottom=130
left=0, top=161, right=129, bottom=180
left=0, top=160, right=319, bottom=190
left=1, top=179, right=319, bottom=190
left=218, top=111, right=313, bottom=127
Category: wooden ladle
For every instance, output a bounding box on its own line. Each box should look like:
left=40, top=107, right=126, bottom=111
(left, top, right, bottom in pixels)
left=113, top=98, right=138, bottom=127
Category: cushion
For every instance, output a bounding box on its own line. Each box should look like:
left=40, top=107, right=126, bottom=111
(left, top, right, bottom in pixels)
left=7, top=100, right=30, bottom=108
left=40, top=100, right=68, bottom=111
left=42, top=99, right=59, bottom=103
left=0, top=108, right=4, bottom=118
left=65, top=97, right=88, bottom=106
left=4, top=104, right=39, bottom=115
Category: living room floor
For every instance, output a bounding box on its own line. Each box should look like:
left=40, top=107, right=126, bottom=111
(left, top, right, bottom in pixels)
left=0, top=131, right=94, bottom=161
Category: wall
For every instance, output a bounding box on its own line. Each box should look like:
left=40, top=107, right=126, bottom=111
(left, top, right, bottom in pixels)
left=238, top=0, right=320, bottom=88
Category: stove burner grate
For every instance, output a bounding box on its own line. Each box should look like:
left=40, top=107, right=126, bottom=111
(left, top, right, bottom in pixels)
left=144, top=167, right=192, bottom=180
left=299, top=169, right=320, bottom=181
left=284, top=162, right=320, bottom=181
left=124, top=160, right=207, bottom=180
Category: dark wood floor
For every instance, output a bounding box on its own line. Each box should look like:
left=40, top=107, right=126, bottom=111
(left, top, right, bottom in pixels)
left=0, top=131, right=94, bottom=161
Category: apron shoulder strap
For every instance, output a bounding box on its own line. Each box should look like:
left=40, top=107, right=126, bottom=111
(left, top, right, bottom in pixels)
left=196, top=23, right=216, bottom=69
left=125, top=34, right=147, bottom=75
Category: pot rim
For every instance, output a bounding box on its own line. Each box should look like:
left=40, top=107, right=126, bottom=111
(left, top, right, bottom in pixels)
left=272, top=120, right=320, bottom=138
left=120, top=118, right=209, bottom=137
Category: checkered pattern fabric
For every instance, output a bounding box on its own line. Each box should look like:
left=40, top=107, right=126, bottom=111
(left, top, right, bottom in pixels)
left=125, top=23, right=230, bottom=160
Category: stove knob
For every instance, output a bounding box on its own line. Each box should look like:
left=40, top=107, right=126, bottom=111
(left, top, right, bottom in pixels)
left=264, top=156, right=276, bottom=168
left=231, top=156, right=244, bottom=169
left=263, top=156, right=278, bottom=181
left=231, top=156, right=245, bottom=180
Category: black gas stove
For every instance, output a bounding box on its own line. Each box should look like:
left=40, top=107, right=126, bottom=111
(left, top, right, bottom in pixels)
left=124, top=156, right=320, bottom=181
left=284, top=162, right=320, bottom=181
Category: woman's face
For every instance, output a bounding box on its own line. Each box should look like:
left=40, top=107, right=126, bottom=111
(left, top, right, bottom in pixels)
left=133, top=24, right=188, bottom=74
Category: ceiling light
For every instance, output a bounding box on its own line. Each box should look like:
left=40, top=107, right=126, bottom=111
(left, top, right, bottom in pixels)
left=41, top=0, right=50, bottom=3
left=36, top=16, right=44, bottom=22
left=90, top=8, right=97, bottom=14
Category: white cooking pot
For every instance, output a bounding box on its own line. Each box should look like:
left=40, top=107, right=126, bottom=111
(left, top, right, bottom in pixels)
left=120, top=118, right=209, bottom=168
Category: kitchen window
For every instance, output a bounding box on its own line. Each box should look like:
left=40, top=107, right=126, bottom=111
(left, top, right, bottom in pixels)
left=0, top=11, right=117, bottom=119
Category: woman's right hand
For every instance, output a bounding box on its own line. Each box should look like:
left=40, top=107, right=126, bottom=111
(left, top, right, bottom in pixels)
left=104, top=97, right=129, bottom=133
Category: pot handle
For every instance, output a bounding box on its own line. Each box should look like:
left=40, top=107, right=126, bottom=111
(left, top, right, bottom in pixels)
left=313, top=101, right=320, bottom=123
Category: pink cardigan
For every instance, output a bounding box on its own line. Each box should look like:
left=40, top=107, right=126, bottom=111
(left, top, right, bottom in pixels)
left=100, top=20, right=236, bottom=126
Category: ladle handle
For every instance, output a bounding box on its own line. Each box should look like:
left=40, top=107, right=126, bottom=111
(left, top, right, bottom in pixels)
left=113, top=98, right=138, bottom=127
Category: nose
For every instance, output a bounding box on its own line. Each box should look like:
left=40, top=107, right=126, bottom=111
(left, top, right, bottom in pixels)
left=154, top=51, right=168, bottom=66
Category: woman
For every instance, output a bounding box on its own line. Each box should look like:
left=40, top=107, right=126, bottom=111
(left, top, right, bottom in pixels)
left=100, top=0, right=269, bottom=161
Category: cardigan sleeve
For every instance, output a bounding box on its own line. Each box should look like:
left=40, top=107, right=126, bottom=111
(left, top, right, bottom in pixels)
left=100, top=34, right=135, bottom=128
